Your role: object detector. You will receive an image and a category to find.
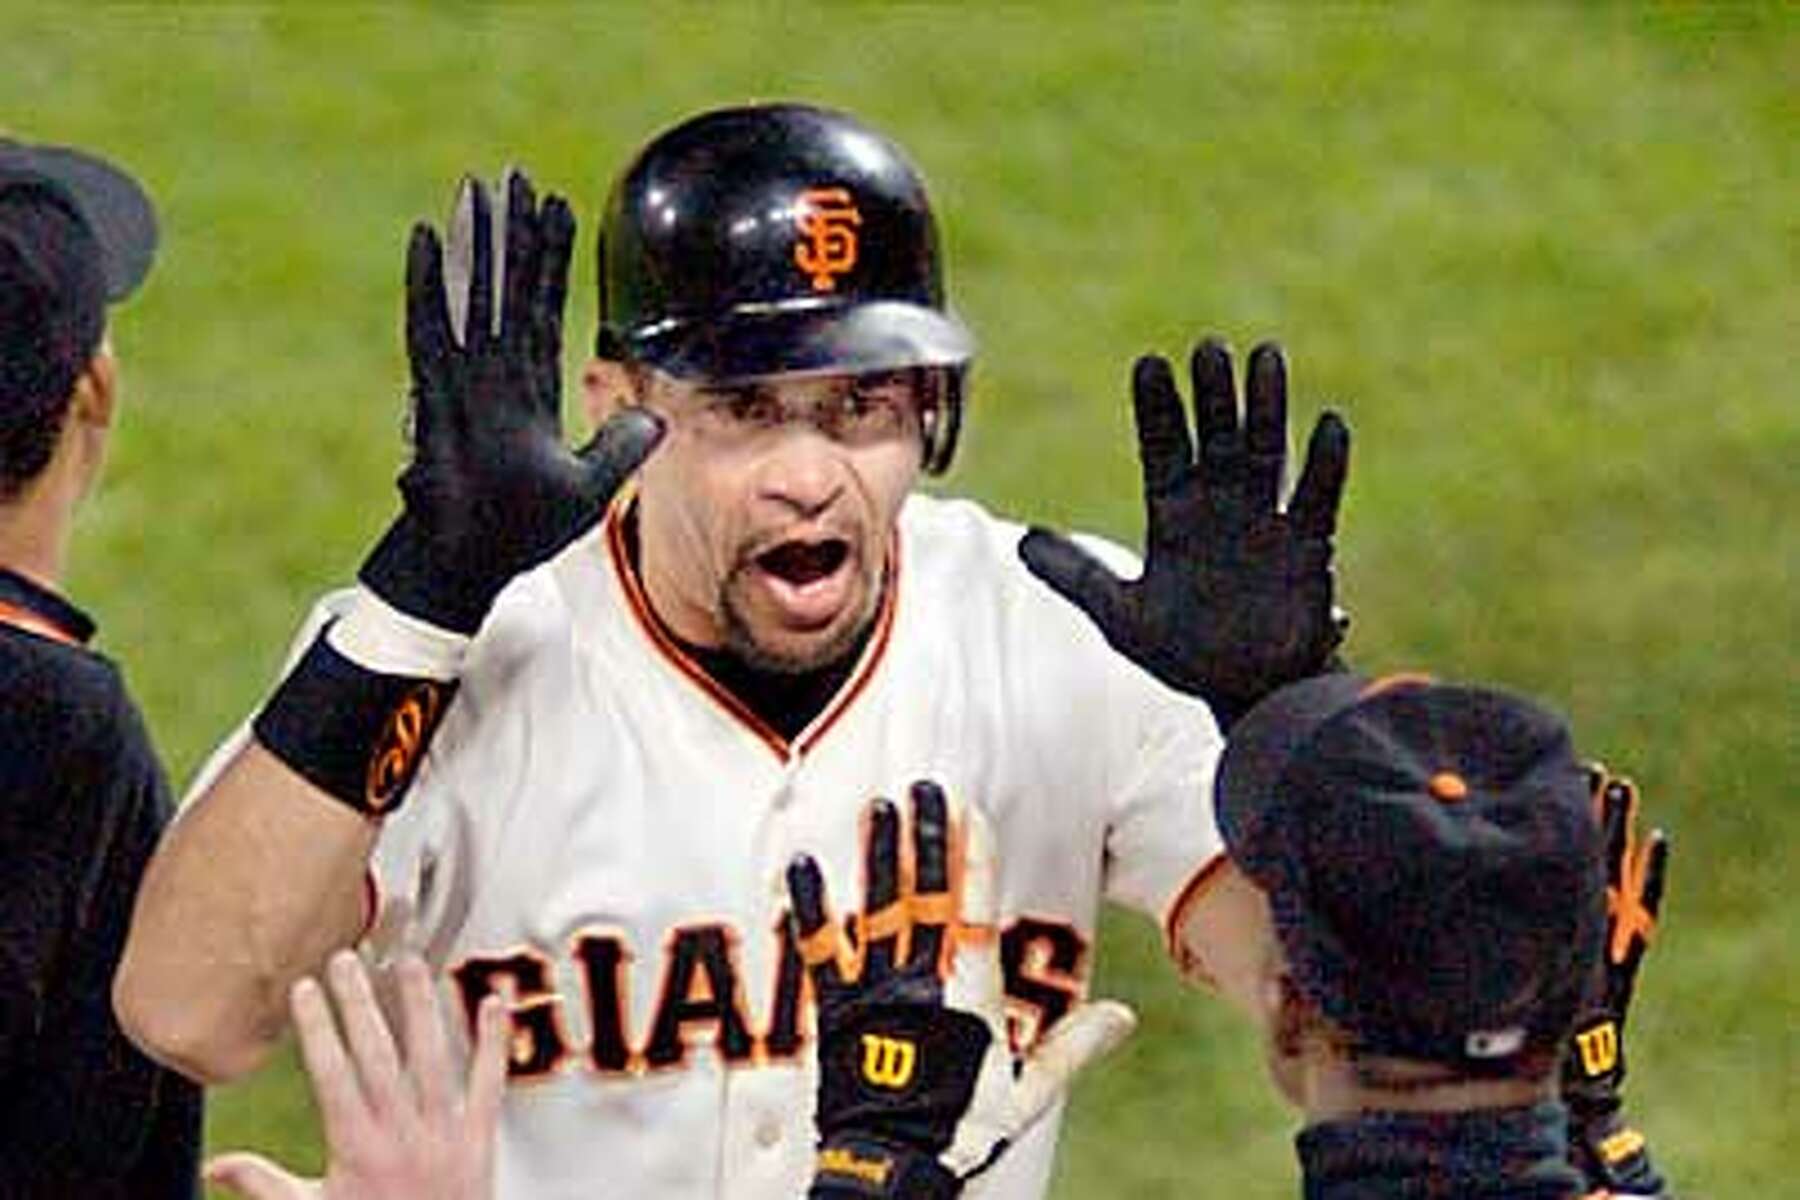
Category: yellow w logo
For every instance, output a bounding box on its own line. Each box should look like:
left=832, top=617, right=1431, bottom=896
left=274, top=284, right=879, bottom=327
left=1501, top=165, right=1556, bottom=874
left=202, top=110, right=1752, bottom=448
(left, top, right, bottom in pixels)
left=859, top=1033, right=917, bottom=1089
left=1575, top=1021, right=1618, bottom=1077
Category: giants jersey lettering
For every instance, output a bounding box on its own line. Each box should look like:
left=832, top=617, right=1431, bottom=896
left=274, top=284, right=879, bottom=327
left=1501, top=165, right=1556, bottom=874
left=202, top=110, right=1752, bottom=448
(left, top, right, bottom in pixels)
left=241, top=494, right=1225, bottom=1199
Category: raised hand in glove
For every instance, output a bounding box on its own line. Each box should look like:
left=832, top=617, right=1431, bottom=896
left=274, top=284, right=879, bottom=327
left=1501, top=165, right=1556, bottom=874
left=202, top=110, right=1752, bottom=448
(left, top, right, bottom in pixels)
left=1563, top=764, right=1674, bottom=1198
left=362, top=168, right=664, bottom=634
left=1019, top=338, right=1350, bottom=730
left=791, top=782, right=1135, bottom=1199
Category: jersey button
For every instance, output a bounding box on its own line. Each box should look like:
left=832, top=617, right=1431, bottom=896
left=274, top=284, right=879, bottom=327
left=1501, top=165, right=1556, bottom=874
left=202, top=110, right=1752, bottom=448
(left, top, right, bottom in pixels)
left=754, top=1117, right=782, bottom=1149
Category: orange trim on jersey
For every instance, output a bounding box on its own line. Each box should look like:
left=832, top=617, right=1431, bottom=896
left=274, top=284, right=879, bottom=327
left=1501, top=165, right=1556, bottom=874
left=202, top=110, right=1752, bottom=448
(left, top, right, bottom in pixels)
left=1162, top=851, right=1231, bottom=984
left=603, top=499, right=900, bottom=764
left=0, top=599, right=80, bottom=646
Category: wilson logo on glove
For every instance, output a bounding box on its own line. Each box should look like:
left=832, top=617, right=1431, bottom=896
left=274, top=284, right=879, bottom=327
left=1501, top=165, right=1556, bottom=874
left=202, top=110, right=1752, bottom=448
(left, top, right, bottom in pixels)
left=859, top=1034, right=918, bottom=1089
left=1573, top=1019, right=1619, bottom=1078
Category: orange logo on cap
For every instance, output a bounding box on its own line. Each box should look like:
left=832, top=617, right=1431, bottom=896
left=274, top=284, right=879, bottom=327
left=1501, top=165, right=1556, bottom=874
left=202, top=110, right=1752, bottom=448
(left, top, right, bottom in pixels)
left=794, top=187, right=862, bottom=292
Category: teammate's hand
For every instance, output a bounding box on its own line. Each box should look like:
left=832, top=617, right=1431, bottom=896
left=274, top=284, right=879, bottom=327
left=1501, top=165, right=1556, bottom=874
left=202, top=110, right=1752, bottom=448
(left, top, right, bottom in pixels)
left=360, top=168, right=664, bottom=634
left=1019, top=338, right=1350, bottom=729
left=204, top=952, right=508, bottom=1200
left=792, top=782, right=1136, bottom=1199
left=1561, top=764, right=1675, bottom=1198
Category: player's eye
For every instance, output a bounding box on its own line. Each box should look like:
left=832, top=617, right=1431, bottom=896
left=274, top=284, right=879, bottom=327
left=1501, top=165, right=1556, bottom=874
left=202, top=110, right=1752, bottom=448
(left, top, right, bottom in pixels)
left=700, top=387, right=785, bottom=429
left=831, top=372, right=916, bottom=440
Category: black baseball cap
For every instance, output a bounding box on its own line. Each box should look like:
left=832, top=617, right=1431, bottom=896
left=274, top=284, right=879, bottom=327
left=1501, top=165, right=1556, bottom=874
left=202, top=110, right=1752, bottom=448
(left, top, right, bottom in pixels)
left=1217, top=672, right=1603, bottom=1072
left=0, top=139, right=158, bottom=405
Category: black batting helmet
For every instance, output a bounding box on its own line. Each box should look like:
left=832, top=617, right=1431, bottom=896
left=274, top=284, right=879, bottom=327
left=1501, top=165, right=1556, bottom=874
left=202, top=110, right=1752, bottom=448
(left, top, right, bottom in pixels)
left=597, top=103, right=974, bottom=474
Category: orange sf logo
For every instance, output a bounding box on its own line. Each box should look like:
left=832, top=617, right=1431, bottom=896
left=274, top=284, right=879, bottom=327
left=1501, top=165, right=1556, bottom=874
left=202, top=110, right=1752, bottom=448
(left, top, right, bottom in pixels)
left=364, top=682, right=446, bottom=813
left=793, top=187, right=862, bottom=292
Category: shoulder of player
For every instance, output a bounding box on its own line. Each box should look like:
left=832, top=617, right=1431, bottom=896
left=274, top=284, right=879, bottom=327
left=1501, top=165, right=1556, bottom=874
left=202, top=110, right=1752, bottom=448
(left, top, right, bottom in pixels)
left=898, top=493, right=1140, bottom=636
left=0, top=634, right=166, bottom=825
left=460, top=530, right=610, bottom=682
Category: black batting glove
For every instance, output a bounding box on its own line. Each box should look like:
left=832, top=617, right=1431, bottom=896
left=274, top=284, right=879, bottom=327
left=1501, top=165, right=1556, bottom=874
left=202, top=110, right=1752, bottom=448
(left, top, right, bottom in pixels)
left=793, top=783, right=1133, bottom=1199
left=1563, top=764, right=1675, bottom=1198
left=361, top=168, right=664, bottom=634
left=1019, top=338, right=1350, bottom=729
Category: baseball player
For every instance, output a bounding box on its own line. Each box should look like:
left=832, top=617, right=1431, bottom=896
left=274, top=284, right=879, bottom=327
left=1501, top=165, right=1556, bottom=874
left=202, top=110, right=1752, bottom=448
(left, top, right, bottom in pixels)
left=116, top=103, right=1351, bottom=1198
left=0, top=138, right=202, bottom=1197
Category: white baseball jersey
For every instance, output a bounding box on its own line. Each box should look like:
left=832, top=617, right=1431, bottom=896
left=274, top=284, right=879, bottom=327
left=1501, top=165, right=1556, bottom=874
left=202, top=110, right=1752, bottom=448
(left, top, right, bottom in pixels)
left=222, top=492, right=1226, bottom=1199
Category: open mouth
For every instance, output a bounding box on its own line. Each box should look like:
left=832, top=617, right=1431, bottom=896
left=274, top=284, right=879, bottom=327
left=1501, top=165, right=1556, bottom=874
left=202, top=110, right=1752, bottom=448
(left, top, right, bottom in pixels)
left=755, top=538, right=850, bottom=586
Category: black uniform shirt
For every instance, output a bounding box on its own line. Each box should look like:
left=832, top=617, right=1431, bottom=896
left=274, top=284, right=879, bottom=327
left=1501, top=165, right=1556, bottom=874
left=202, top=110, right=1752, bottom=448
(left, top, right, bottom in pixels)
left=0, top=568, right=200, bottom=1198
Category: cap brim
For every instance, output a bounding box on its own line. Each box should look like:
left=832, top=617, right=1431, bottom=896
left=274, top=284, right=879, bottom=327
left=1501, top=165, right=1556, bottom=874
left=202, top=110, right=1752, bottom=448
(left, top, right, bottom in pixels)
left=626, top=299, right=975, bottom=383
left=0, top=141, right=157, bottom=300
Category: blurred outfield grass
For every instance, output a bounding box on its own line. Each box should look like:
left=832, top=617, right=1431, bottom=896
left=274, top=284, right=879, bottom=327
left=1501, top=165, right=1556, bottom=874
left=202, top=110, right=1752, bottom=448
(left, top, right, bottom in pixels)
left=3, top=3, right=1794, bottom=1196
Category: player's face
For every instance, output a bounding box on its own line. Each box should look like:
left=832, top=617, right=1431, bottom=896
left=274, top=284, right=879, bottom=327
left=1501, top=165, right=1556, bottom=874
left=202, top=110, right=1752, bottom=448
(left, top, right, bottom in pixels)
left=632, top=367, right=933, bottom=672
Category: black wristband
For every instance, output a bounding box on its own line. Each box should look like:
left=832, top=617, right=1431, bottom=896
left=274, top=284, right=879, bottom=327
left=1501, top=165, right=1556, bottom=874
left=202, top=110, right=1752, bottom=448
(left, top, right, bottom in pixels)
left=810, top=1135, right=961, bottom=1200
left=253, top=628, right=458, bottom=817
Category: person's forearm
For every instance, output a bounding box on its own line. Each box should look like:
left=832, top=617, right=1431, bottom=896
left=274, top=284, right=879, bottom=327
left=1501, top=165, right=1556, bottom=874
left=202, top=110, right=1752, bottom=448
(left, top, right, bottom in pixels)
left=114, top=740, right=375, bottom=1084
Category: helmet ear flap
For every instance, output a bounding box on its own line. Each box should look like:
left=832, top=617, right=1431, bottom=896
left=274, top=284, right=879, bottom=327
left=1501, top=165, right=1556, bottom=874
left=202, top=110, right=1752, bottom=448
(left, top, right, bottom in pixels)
left=921, top=365, right=966, bottom=476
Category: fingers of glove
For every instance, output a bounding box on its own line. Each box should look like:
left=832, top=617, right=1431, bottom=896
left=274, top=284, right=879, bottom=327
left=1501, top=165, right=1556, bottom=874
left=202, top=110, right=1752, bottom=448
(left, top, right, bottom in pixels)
left=906, top=780, right=953, bottom=974
left=787, top=853, right=853, bottom=992
left=530, top=193, right=577, bottom=421
left=1583, top=761, right=1610, bottom=816
left=464, top=992, right=511, bottom=1141
left=1017, top=528, right=1135, bottom=648
left=404, top=223, right=454, bottom=445
left=1600, top=775, right=1667, bottom=974
left=1613, top=826, right=1670, bottom=977
left=324, top=950, right=409, bottom=1120
left=442, top=176, right=491, bottom=349
left=1285, top=410, right=1350, bottom=538
left=575, top=408, right=665, bottom=510
left=393, top=954, right=455, bottom=1122
left=499, top=167, right=540, bottom=348
left=1130, top=354, right=1193, bottom=500
left=1243, top=342, right=1289, bottom=514
left=1190, top=337, right=1243, bottom=471
left=859, top=797, right=905, bottom=978
left=203, top=1152, right=320, bottom=1200
left=288, top=968, right=371, bottom=1149
left=945, top=803, right=1004, bottom=1026
left=1010, top=999, right=1138, bottom=1129
left=1599, top=777, right=1639, bottom=892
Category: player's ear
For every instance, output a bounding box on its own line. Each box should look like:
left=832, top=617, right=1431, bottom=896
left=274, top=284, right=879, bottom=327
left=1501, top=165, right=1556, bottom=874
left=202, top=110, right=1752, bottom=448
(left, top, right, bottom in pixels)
left=71, top=340, right=118, bottom=430
left=580, top=358, right=637, bottom=429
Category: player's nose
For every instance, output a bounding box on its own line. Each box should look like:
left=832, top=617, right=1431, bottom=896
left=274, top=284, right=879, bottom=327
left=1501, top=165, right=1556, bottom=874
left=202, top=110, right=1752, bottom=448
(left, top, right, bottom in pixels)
left=754, top=427, right=848, bottom=518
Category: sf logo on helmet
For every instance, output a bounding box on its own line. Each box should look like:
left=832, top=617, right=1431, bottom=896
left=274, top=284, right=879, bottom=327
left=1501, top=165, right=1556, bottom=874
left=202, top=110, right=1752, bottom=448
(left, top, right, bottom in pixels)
left=793, top=187, right=862, bottom=292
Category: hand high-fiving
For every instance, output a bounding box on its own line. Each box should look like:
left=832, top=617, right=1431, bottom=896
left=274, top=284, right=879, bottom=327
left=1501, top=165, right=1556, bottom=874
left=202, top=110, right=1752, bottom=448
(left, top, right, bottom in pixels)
left=361, top=169, right=663, bottom=635
left=1021, top=338, right=1349, bottom=728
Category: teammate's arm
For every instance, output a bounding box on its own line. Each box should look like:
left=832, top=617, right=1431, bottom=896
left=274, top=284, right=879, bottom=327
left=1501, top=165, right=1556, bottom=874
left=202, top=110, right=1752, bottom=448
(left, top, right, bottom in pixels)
left=1563, top=765, right=1676, bottom=1198
left=205, top=951, right=509, bottom=1200
left=114, top=171, right=661, bottom=1083
left=799, top=783, right=1135, bottom=1198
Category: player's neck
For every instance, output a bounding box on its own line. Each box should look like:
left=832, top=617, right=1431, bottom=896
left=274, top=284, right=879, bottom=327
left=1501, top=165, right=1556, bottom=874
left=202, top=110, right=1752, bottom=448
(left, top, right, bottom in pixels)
left=1300, top=1052, right=1556, bottom=1122
left=619, top=503, right=874, bottom=741
left=0, top=470, right=79, bottom=594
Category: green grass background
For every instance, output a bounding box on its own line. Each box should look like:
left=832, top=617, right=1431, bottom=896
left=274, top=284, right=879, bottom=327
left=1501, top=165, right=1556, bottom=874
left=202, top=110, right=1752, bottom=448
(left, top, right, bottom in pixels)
left=4, top=3, right=1795, bottom=1195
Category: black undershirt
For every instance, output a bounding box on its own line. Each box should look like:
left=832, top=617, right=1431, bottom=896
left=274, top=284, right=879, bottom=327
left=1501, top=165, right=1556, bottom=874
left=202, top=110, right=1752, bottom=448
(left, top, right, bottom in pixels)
left=624, top=510, right=872, bottom=742
left=1297, top=1101, right=1583, bottom=1199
